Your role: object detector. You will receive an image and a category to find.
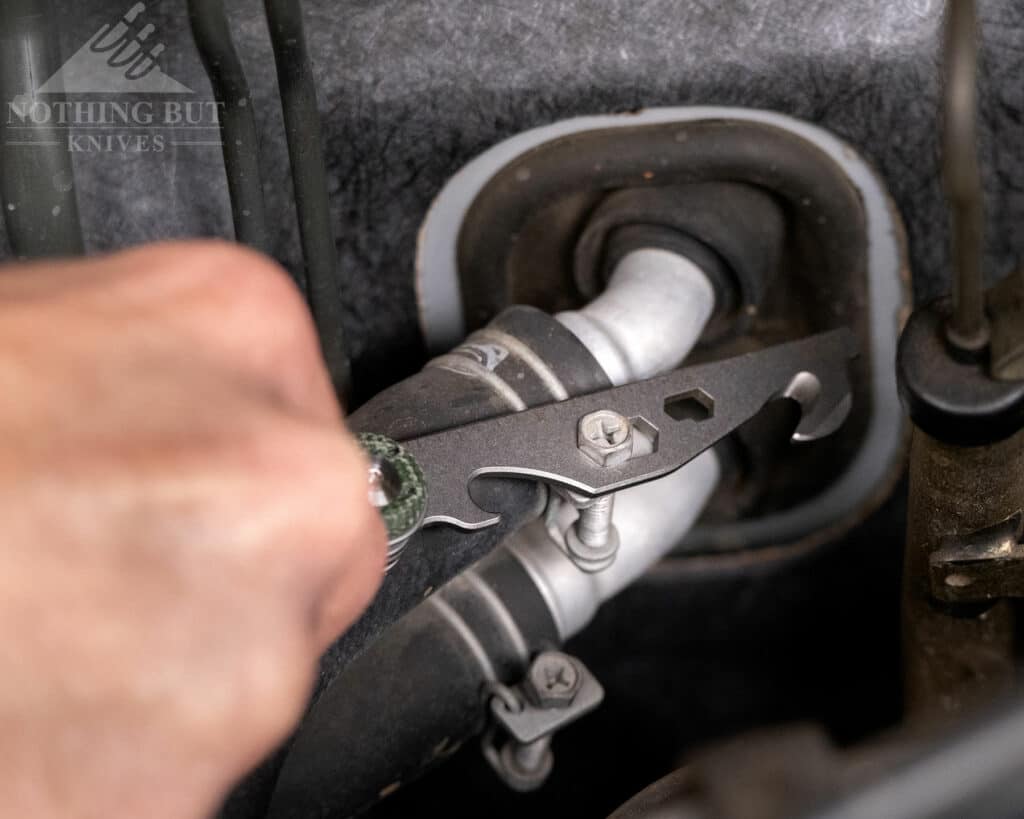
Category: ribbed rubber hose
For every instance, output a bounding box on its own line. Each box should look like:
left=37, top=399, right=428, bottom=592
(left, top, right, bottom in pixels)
left=187, top=0, right=270, bottom=253
left=264, top=0, right=351, bottom=401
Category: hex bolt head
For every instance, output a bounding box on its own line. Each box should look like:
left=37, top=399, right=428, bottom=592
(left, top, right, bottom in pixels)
left=524, top=651, right=582, bottom=708
left=577, top=410, right=634, bottom=467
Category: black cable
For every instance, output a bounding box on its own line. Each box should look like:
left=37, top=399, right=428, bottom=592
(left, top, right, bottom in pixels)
left=0, top=0, right=84, bottom=258
left=263, top=0, right=351, bottom=402
left=187, top=0, right=270, bottom=253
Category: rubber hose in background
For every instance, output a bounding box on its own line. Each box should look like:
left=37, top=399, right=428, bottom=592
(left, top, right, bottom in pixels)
left=264, top=0, right=351, bottom=400
left=188, top=0, right=270, bottom=253
left=267, top=551, right=561, bottom=819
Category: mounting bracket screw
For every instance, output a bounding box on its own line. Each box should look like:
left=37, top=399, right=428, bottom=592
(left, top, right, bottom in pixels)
left=577, top=410, right=633, bottom=467
left=524, top=651, right=582, bottom=709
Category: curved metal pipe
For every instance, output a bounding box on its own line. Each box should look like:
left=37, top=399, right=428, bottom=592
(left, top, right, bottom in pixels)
left=188, top=0, right=270, bottom=253
left=509, top=450, right=722, bottom=642
left=534, top=247, right=720, bottom=635
left=556, top=247, right=716, bottom=386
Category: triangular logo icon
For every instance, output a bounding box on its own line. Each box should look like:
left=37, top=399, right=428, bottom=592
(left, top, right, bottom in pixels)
left=36, top=3, right=193, bottom=94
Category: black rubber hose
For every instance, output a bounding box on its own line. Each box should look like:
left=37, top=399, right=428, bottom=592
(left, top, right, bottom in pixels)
left=264, top=0, right=351, bottom=401
left=0, top=0, right=84, bottom=258
left=267, top=549, right=561, bottom=819
left=187, top=0, right=270, bottom=253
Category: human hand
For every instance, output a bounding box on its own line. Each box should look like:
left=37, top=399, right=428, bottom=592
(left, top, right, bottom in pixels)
left=0, top=241, right=386, bottom=818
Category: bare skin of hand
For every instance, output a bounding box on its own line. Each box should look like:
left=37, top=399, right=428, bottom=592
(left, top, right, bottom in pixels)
left=0, top=242, right=387, bottom=819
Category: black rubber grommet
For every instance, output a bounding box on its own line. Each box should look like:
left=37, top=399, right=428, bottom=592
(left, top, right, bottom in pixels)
left=897, top=299, right=1024, bottom=446
left=573, top=182, right=785, bottom=306
left=600, top=224, right=741, bottom=342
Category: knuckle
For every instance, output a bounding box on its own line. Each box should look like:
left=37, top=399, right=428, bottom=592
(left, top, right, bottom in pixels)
left=201, top=244, right=323, bottom=369
left=143, top=241, right=328, bottom=393
left=181, top=637, right=315, bottom=766
left=229, top=642, right=314, bottom=748
left=150, top=240, right=309, bottom=330
left=187, top=242, right=304, bottom=317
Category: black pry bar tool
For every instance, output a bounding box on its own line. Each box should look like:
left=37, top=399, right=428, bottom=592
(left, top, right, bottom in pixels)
left=401, top=329, right=857, bottom=532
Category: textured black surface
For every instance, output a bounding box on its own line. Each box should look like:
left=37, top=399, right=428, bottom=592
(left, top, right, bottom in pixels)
left=7, top=0, right=1024, bottom=399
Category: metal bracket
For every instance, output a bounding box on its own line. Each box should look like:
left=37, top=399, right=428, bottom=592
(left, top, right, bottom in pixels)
left=929, top=511, right=1024, bottom=603
left=403, top=329, right=856, bottom=532
left=482, top=651, right=604, bottom=792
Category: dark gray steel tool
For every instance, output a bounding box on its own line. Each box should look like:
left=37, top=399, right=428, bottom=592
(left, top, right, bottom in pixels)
left=397, top=329, right=857, bottom=532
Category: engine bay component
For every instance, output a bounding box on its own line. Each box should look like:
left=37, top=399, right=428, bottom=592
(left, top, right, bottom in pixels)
left=186, top=0, right=268, bottom=252
left=269, top=275, right=728, bottom=815
left=401, top=328, right=855, bottom=531
left=556, top=247, right=715, bottom=387
left=263, top=0, right=351, bottom=398
left=482, top=650, right=604, bottom=792
left=928, top=511, right=1024, bottom=604
left=336, top=306, right=613, bottom=672
left=7, top=2, right=1024, bottom=818
left=269, top=190, right=855, bottom=816
left=417, top=106, right=909, bottom=555
left=269, top=448, right=723, bottom=817
left=897, top=0, right=1024, bottom=718
left=246, top=95, right=906, bottom=819
left=187, top=0, right=351, bottom=396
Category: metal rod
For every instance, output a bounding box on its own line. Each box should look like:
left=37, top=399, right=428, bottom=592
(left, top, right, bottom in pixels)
left=264, top=0, right=351, bottom=401
left=575, top=494, right=615, bottom=549
left=0, top=0, right=84, bottom=258
left=942, top=0, right=989, bottom=353
left=187, top=0, right=270, bottom=253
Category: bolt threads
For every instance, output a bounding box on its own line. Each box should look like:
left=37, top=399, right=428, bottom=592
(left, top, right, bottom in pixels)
left=511, top=737, right=551, bottom=773
left=564, top=493, right=620, bottom=573
left=385, top=536, right=413, bottom=573
left=576, top=495, right=615, bottom=549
